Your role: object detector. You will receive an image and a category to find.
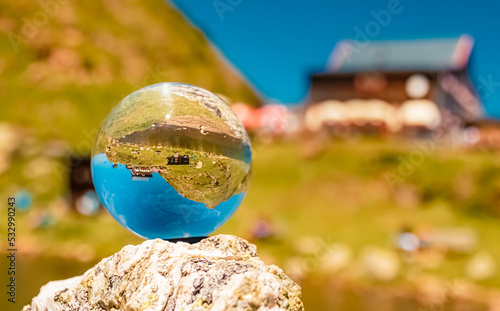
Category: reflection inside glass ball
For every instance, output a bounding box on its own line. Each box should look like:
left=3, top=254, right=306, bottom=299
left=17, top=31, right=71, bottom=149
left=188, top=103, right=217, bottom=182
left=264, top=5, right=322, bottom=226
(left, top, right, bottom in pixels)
left=91, top=83, right=252, bottom=239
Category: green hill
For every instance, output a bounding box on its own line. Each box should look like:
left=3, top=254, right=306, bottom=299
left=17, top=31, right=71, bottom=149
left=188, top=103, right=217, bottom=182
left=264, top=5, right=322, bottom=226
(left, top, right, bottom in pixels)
left=0, top=0, right=259, bottom=147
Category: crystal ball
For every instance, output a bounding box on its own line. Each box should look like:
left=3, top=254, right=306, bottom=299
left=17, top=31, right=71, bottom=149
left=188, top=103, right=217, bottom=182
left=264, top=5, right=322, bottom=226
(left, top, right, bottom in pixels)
left=91, top=83, right=252, bottom=239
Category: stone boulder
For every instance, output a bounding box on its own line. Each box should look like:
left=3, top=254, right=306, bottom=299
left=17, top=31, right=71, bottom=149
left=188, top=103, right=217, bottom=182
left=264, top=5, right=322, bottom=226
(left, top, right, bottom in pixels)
left=23, top=235, right=303, bottom=311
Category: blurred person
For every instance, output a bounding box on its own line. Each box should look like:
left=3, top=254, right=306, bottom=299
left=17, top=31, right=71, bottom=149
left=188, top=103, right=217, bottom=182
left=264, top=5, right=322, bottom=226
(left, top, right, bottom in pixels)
left=247, top=216, right=276, bottom=242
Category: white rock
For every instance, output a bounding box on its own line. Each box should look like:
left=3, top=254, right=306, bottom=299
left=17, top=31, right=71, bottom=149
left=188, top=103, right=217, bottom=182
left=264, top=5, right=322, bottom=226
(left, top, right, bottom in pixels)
left=318, top=243, right=352, bottom=274
left=26, top=277, right=82, bottom=310
left=361, top=246, right=400, bottom=281
left=431, top=227, right=478, bottom=254
left=23, top=235, right=303, bottom=311
left=466, top=252, right=497, bottom=281
left=294, top=236, right=321, bottom=255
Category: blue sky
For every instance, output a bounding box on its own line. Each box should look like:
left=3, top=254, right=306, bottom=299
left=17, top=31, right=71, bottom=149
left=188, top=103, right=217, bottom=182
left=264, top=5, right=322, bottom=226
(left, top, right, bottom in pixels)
left=169, top=0, right=500, bottom=118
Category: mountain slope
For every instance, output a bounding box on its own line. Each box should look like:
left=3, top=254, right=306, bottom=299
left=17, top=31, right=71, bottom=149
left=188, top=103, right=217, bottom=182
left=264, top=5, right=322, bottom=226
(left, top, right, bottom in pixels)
left=0, top=0, right=259, bottom=146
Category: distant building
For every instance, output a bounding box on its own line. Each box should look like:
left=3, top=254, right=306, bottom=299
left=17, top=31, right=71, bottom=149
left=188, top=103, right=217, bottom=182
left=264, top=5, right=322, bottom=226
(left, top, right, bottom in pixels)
left=167, top=154, right=189, bottom=165
left=69, top=156, right=102, bottom=211
left=306, top=35, right=481, bottom=138
left=70, top=157, right=93, bottom=199
left=231, top=103, right=297, bottom=136
left=129, top=166, right=154, bottom=181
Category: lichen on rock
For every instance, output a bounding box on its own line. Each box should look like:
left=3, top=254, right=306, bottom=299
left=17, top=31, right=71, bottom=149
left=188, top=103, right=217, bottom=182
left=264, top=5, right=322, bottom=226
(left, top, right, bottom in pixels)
left=23, top=235, right=304, bottom=311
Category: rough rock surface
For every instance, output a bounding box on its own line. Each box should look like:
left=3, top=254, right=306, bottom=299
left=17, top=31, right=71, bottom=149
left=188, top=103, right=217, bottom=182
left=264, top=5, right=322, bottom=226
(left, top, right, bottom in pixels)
left=23, top=235, right=303, bottom=311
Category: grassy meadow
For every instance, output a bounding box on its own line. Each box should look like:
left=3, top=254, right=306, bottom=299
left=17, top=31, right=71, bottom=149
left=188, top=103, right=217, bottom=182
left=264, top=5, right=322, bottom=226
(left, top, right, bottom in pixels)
left=3, top=137, right=500, bottom=309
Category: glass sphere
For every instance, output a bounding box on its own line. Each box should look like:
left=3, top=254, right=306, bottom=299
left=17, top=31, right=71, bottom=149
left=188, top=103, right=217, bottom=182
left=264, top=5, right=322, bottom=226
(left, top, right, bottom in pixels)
left=91, top=83, right=252, bottom=239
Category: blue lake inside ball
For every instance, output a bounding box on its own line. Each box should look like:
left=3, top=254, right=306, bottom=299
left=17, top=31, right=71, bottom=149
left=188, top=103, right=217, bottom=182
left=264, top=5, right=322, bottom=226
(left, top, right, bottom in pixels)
left=91, top=153, right=245, bottom=239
